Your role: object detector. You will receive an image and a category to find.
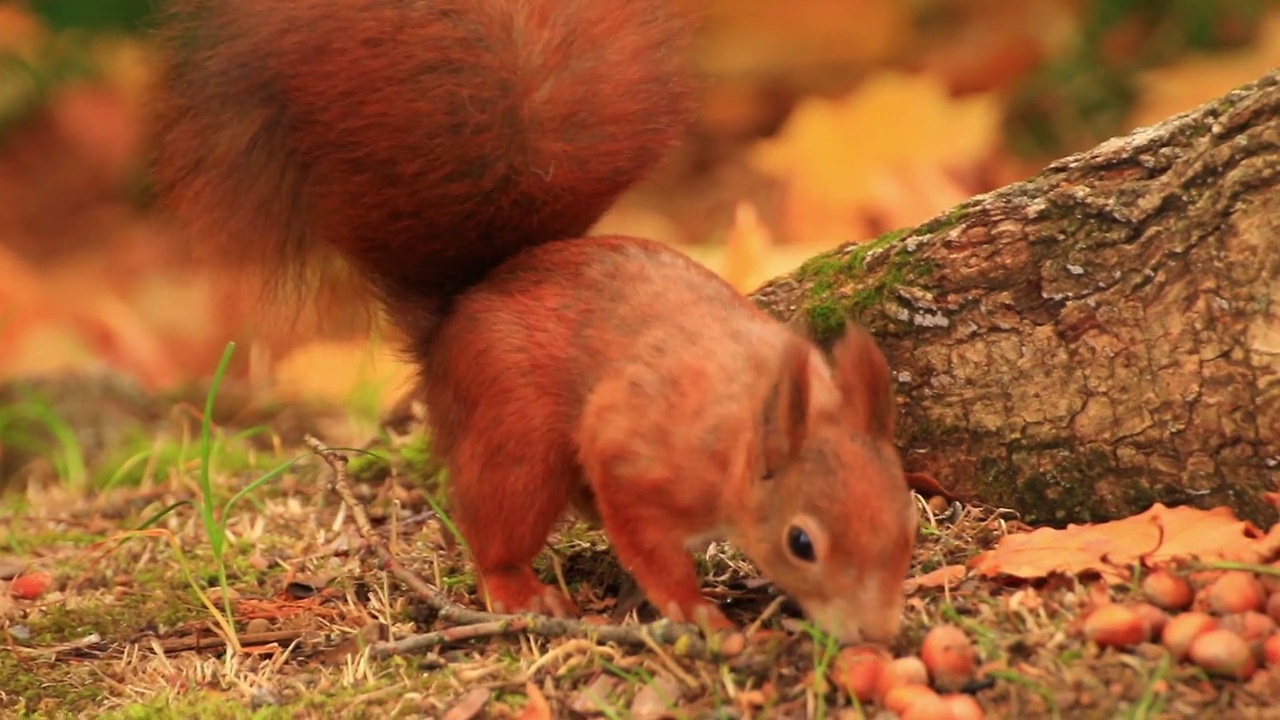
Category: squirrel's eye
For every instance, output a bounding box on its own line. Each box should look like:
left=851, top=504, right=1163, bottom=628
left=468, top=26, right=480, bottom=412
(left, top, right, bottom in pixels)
left=787, top=526, right=816, bottom=563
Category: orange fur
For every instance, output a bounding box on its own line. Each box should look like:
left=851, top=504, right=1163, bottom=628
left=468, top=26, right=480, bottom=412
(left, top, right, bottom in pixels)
left=152, top=0, right=916, bottom=642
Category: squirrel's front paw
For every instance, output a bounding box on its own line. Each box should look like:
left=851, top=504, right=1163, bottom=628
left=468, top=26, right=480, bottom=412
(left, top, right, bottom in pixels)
left=661, top=599, right=734, bottom=634
left=480, top=569, right=580, bottom=618
left=529, top=586, right=580, bottom=618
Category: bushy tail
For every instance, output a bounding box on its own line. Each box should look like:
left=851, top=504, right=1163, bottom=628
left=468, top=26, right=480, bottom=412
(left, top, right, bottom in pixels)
left=151, top=0, right=698, bottom=310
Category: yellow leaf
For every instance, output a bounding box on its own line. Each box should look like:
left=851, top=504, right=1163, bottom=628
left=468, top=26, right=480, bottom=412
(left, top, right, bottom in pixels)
left=750, top=71, right=999, bottom=208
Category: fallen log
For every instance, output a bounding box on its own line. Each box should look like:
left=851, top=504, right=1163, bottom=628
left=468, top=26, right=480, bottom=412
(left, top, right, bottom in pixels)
left=749, top=71, right=1280, bottom=526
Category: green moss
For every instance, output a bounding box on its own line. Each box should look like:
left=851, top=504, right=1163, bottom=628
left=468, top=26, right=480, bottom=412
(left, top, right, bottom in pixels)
left=399, top=433, right=435, bottom=476
left=25, top=561, right=207, bottom=645
left=346, top=430, right=440, bottom=494
left=0, top=653, right=108, bottom=717
left=95, top=672, right=445, bottom=719
left=846, top=228, right=909, bottom=271
left=796, top=228, right=933, bottom=346
left=920, top=203, right=972, bottom=236
left=104, top=698, right=285, bottom=720
left=940, top=428, right=1279, bottom=527
left=805, top=301, right=847, bottom=344
left=346, top=445, right=392, bottom=482
left=1, top=525, right=105, bottom=554
left=96, top=432, right=192, bottom=489
left=795, top=255, right=845, bottom=283
left=93, top=425, right=285, bottom=495
left=844, top=252, right=919, bottom=318
left=797, top=227, right=910, bottom=283
left=901, top=414, right=969, bottom=446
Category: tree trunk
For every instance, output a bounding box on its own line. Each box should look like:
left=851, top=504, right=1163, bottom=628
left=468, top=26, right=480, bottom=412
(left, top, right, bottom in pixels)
left=749, top=70, right=1280, bottom=527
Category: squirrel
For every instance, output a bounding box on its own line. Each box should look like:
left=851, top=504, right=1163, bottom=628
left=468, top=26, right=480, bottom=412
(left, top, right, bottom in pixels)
left=150, top=0, right=918, bottom=643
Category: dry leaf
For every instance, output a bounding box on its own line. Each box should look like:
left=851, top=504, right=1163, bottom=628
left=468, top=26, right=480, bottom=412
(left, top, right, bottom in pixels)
left=971, top=503, right=1280, bottom=583
left=748, top=71, right=1000, bottom=249
left=904, top=564, right=969, bottom=594
left=630, top=674, right=682, bottom=720
left=720, top=201, right=772, bottom=292
left=516, top=682, right=552, bottom=720
left=284, top=574, right=334, bottom=600
left=443, top=688, right=491, bottom=720
left=569, top=675, right=622, bottom=715
left=695, top=0, right=911, bottom=78
left=1005, top=588, right=1044, bottom=613
left=905, top=471, right=958, bottom=500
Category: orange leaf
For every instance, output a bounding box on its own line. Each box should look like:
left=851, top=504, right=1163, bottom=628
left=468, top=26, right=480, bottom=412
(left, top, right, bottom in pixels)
left=517, top=682, right=552, bottom=720
left=905, top=471, right=958, bottom=501
left=748, top=70, right=1000, bottom=249
left=970, top=503, right=1277, bottom=584
left=904, top=564, right=968, bottom=594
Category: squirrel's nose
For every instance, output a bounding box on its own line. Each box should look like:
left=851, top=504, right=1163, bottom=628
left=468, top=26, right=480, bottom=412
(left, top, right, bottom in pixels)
left=810, top=596, right=904, bottom=645
left=855, top=613, right=902, bottom=644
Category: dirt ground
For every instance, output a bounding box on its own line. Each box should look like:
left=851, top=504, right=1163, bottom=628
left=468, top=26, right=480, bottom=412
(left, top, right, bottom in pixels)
left=4, top=375, right=1280, bottom=720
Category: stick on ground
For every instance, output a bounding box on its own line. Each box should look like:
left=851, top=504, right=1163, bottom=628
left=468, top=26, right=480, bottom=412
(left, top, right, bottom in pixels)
left=303, top=435, right=746, bottom=660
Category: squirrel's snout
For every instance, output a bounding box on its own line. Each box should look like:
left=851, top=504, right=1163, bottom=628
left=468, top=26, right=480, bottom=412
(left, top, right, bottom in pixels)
left=807, top=590, right=905, bottom=645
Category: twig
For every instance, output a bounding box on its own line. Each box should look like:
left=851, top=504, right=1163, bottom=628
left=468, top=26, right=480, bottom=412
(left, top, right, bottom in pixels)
left=304, top=435, right=743, bottom=661
left=151, top=628, right=306, bottom=654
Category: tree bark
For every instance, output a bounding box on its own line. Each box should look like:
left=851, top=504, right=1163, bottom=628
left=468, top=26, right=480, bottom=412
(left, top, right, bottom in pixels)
left=749, top=70, right=1280, bottom=526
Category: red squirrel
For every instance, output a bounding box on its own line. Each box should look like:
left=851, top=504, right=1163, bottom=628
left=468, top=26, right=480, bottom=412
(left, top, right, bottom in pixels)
left=151, top=0, right=918, bottom=643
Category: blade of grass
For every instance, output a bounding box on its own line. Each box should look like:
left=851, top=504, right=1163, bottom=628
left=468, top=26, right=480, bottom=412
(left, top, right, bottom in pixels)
left=221, top=454, right=306, bottom=520
left=0, top=400, right=89, bottom=490
left=136, top=500, right=194, bottom=531
left=198, top=341, right=238, bottom=640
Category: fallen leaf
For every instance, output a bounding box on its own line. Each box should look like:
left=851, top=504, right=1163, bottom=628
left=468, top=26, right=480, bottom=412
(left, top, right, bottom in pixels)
left=1086, top=579, right=1113, bottom=607
left=284, top=574, right=334, bottom=600
left=516, top=682, right=552, bottom=720
left=748, top=70, right=1001, bottom=249
left=905, top=471, right=958, bottom=501
left=683, top=240, right=818, bottom=296
left=320, top=621, right=382, bottom=664
left=904, top=564, right=969, bottom=594
left=443, top=688, right=491, bottom=720
left=630, top=674, right=682, bottom=720
left=697, top=0, right=910, bottom=79
left=720, top=201, right=774, bottom=292
left=568, top=675, right=621, bottom=715
left=971, top=503, right=1279, bottom=583
left=1005, top=588, right=1043, bottom=613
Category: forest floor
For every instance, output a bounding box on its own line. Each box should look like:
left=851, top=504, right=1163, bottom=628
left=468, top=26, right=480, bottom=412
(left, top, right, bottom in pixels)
left=3, top=374, right=1280, bottom=720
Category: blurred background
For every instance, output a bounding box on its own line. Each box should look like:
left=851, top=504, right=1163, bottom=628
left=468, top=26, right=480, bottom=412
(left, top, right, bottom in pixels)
left=1, top=0, right=1278, bottom=415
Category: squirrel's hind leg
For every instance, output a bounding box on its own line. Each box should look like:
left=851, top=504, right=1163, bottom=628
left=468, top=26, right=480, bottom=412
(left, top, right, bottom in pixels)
left=446, top=435, right=580, bottom=618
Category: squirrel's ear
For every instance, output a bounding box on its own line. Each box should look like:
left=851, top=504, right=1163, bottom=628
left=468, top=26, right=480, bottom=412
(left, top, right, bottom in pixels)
left=761, top=337, right=813, bottom=477
left=831, top=324, right=895, bottom=439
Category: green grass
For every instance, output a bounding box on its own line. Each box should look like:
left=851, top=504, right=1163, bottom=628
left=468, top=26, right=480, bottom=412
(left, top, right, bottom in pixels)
left=181, top=342, right=306, bottom=648
left=0, top=396, right=89, bottom=491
